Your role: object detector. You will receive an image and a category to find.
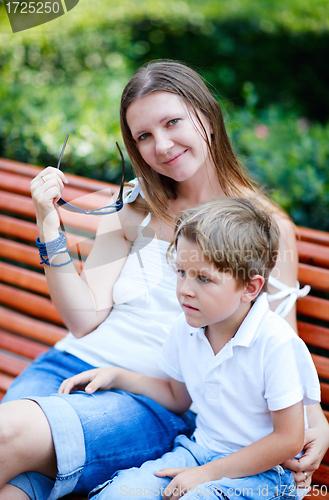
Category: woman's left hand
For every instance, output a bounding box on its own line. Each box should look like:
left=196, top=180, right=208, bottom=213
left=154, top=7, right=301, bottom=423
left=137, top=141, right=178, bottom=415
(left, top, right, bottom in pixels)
left=282, top=424, right=329, bottom=488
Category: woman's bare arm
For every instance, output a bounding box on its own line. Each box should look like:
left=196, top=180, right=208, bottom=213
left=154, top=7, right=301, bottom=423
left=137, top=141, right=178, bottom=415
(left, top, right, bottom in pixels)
left=269, top=214, right=299, bottom=331
left=30, top=167, right=138, bottom=337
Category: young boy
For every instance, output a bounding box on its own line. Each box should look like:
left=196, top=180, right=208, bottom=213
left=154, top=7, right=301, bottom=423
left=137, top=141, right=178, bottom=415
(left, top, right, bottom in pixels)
left=59, top=198, right=320, bottom=500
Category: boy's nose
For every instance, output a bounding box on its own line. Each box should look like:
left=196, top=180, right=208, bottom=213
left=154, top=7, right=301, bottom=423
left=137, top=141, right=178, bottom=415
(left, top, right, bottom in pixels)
left=179, top=278, right=195, bottom=297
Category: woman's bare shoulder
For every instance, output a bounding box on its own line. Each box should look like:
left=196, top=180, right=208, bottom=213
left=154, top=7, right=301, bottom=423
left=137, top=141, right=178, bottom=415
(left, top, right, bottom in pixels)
left=242, top=189, right=297, bottom=247
left=95, top=188, right=149, bottom=243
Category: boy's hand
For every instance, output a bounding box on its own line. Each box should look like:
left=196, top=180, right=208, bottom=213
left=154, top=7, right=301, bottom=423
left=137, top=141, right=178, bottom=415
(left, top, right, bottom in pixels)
left=58, top=368, right=118, bottom=394
left=155, top=466, right=213, bottom=499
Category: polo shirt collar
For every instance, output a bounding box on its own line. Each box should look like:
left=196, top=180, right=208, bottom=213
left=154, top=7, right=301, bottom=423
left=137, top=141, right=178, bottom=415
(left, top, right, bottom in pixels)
left=188, top=293, right=270, bottom=349
left=232, top=293, right=270, bottom=348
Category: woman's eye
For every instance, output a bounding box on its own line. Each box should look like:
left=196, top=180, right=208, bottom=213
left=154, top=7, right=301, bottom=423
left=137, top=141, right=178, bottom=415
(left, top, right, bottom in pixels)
left=199, top=275, right=210, bottom=283
left=168, top=118, right=180, bottom=126
left=138, top=133, right=150, bottom=142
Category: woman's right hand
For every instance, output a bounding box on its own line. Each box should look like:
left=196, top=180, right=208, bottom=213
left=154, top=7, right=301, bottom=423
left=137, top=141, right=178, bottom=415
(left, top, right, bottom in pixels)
left=30, top=167, right=68, bottom=239
left=58, top=368, right=119, bottom=394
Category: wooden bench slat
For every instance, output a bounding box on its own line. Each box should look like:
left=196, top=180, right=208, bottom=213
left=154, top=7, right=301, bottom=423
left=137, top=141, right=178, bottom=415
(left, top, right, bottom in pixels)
left=0, top=157, right=117, bottom=192
left=0, top=283, right=64, bottom=325
left=323, top=446, right=329, bottom=467
left=0, top=171, right=94, bottom=200
left=312, top=464, right=329, bottom=488
left=0, top=238, right=84, bottom=272
left=297, top=226, right=329, bottom=247
left=298, top=263, right=329, bottom=292
left=0, top=351, right=30, bottom=377
left=297, top=240, right=329, bottom=269
left=0, top=171, right=119, bottom=210
left=0, top=190, right=100, bottom=233
left=0, top=306, right=67, bottom=345
left=0, top=171, right=34, bottom=196
left=0, top=214, right=39, bottom=241
left=0, top=329, right=48, bottom=359
left=0, top=190, right=36, bottom=219
left=0, top=261, right=49, bottom=295
left=297, top=296, right=329, bottom=322
left=0, top=237, right=41, bottom=267
left=298, top=322, right=329, bottom=351
left=0, top=372, right=15, bottom=394
left=320, top=382, right=329, bottom=407
left=312, top=354, right=329, bottom=381
left=0, top=214, right=94, bottom=257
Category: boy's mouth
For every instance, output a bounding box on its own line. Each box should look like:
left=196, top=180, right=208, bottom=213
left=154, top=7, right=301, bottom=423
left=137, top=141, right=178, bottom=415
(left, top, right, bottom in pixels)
left=182, top=302, right=199, bottom=312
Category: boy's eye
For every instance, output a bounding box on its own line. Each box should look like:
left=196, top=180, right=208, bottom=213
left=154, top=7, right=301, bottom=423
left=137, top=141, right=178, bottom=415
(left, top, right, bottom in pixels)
left=198, top=275, right=210, bottom=283
left=176, top=268, right=186, bottom=278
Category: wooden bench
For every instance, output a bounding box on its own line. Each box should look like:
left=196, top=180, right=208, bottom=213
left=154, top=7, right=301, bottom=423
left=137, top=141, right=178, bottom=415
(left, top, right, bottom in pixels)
left=1, top=157, right=329, bottom=498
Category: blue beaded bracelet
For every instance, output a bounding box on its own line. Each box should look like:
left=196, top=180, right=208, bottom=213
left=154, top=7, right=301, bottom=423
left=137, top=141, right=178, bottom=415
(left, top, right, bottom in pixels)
left=36, top=232, right=74, bottom=267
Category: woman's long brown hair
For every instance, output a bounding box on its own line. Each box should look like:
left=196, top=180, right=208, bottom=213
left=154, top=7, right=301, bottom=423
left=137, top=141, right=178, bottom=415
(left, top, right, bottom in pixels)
left=120, top=60, right=258, bottom=224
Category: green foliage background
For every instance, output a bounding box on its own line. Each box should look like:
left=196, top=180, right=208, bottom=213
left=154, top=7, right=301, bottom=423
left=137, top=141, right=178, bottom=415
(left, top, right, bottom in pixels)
left=0, top=0, right=328, bottom=229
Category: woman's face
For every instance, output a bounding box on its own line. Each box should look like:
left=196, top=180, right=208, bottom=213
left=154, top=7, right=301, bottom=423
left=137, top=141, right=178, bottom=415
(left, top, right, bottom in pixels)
left=126, top=91, right=214, bottom=183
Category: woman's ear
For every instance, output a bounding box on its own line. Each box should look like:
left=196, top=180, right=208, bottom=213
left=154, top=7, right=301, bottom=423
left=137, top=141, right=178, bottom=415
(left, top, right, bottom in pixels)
left=241, top=275, right=265, bottom=303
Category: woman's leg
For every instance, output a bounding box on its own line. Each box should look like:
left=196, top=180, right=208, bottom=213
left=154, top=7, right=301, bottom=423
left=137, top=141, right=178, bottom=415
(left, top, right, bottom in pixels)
left=0, top=484, right=30, bottom=500
left=0, top=349, right=92, bottom=500
left=0, top=400, right=57, bottom=490
left=5, top=390, right=195, bottom=499
left=2, top=348, right=95, bottom=402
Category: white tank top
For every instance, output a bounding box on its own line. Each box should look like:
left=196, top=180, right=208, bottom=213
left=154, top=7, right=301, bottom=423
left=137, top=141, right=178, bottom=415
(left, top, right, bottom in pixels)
left=55, top=181, right=181, bottom=378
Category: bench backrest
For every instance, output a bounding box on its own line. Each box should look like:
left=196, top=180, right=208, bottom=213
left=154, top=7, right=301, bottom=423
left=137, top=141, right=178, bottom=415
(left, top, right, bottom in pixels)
left=1, top=158, right=329, bottom=492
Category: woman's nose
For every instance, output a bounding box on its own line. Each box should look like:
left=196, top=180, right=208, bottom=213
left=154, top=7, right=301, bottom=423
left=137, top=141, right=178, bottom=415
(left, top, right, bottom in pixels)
left=155, top=133, right=174, bottom=156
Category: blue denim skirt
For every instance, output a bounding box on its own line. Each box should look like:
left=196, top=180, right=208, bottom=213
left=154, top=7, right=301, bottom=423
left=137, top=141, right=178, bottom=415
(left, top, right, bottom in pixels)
left=4, top=349, right=195, bottom=500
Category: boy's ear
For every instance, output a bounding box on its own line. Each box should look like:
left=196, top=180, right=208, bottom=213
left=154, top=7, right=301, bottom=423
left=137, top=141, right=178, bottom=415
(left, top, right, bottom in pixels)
left=241, top=275, right=265, bottom=303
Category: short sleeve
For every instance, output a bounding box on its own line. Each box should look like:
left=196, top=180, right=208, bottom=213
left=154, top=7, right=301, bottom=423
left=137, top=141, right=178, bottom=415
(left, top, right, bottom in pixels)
left=158, top=314, right=186, bottom=383
left=264, top=331, right=320, bottom=411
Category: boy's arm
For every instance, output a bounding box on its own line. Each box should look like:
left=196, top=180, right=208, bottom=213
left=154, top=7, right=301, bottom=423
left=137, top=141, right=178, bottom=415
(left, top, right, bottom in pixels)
left=58, top=367, right=192, bottom=414
left=282, top=403, right=329, bottom=486
left=157, top=401, right=305, bottom=500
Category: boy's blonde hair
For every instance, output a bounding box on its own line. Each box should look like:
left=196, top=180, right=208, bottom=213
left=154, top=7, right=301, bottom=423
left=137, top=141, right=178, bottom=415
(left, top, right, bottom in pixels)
left=173, top=198, right=280, bottom=291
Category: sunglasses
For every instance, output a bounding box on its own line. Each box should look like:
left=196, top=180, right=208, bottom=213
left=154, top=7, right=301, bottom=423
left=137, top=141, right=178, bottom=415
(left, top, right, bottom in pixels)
left=56, top=135, right=125, bottom=215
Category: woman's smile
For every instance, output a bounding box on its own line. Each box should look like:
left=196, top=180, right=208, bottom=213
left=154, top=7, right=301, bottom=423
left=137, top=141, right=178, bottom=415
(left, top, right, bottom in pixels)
left=162, top=149, right=188, bottom=166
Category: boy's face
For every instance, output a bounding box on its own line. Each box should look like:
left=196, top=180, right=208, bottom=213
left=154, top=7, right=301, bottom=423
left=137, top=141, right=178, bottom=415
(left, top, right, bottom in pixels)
left=175, top=237, right=250, bottom=336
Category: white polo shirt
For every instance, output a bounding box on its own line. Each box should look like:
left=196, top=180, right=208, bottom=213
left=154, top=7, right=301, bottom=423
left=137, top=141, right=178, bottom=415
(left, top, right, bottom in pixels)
left=159, top=293, right=320, bottom=456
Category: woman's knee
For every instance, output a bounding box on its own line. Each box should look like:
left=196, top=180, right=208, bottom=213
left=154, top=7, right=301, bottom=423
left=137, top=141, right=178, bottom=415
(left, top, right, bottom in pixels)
left=0, top=484, right=31, bottom=500
left=0, top=400, right=56, bottom=474
left=0, top=401, right=27, bottom=446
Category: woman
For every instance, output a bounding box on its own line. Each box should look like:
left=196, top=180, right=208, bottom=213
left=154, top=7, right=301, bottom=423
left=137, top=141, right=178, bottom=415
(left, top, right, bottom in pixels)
left=0, top=60, right=327, bottom=500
